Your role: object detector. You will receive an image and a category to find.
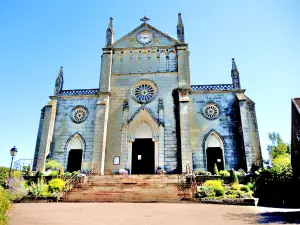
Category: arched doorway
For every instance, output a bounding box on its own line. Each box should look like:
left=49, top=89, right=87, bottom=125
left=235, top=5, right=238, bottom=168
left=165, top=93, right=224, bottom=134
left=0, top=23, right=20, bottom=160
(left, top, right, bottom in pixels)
left=204, top=131, right=225, bottom=173
left=131, top=123, right=155, bottom=174
left=66, top=134, right=84, bottom=172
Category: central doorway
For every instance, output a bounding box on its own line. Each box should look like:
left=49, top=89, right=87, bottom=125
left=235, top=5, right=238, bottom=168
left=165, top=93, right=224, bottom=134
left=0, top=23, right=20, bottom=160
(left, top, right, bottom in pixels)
left=67, top=149, right=83, bottom=172
left=132, top=139, right=154, bottom=174
left=206, top=147, right=224, bottom=173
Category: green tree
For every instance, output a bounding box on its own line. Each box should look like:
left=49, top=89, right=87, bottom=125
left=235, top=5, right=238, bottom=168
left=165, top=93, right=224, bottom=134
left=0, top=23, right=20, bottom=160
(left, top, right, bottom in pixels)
left=267, top=132, right=291, bottom=160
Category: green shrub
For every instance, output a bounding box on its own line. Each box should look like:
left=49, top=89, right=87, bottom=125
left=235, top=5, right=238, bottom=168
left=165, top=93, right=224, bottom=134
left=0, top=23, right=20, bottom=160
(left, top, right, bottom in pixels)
left=0, top=167, right=22, bottom=187
left=35, top=170, right=45, bottom=177
left=198, top=170, right=206, bottom=175
left=0, top=186, right=13, bottom=225
left=28, top=178, right=48, bottom=197
left=64, top=172, right=72, bottom=177
left=237, top=168, right=246, bottom=176
left=230, top=168, right=239, bottom=185
left=205, top=171, right=212, bottom=176
left=271, top=155, right=292, bottom=175
left=213, top=163, right=219, bottom=175
left=45, top=159, right=60, bottom=171
left=50, top=171, right=59, bottom=176
left=197, top=186, right=215, bottom=198
left=203, top=180, right=224, bottom=197
left=59, top=166, right=64, bottom=176
left=227, top=194, right=237, bottom=199
left=240, top=185, right=250, bottom=193
left=72, top=171, right=79, bottom=176
left=219, top=170, right=230, bottom=176
left=231, top=184, right=241, bottom=190
left=48, top=179, right=65, bottom=193
left=247, top=182, right=255, bottom=191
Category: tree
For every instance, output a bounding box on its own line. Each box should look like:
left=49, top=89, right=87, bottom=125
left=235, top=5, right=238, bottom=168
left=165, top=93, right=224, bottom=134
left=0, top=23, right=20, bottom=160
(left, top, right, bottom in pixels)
left=267, top=132, right=291, bottom=160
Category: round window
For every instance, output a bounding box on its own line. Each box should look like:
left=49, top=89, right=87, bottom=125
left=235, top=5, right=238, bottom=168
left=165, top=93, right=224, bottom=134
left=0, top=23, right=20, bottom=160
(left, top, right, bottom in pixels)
left=71, top=106, right=88, bottom=123
left=132, top=80, right=157, bottom=104
left=203, top=104, right=220, bottom=120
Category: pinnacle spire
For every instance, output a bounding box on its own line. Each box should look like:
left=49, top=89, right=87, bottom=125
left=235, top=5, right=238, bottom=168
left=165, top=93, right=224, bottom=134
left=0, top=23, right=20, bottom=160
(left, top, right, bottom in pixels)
left=108, top=17, right=114, bottom=31
left=105, top=17, right=114, bottom=46
left=231, top=58, right=241, bottom=89
left=54, top=66, right=64, bottom=95
left=177, top=13, right=185, bottom=43
left=231, top=58, right=239, bottom=73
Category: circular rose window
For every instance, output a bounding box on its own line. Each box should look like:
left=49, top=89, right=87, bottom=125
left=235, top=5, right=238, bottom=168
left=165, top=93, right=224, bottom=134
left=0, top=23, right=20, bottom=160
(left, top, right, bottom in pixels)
left=132, top=80, right=157, bottom=104
left=203, top=104, right=219, bottom=120
left=71, top=106, right=88, bottom=123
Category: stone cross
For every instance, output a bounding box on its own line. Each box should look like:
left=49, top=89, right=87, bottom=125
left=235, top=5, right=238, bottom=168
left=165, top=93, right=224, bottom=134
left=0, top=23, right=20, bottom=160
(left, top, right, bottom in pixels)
left=140, top=16, right=150, bottom=23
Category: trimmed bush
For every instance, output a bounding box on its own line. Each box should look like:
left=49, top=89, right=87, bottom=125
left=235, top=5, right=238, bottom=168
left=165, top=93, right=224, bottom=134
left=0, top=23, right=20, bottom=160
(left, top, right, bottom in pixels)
left=45, top=159, right=60, bottom=171
left=50, top=171, right=59, bottom=176
left=48, top=178, right=65, bottom=193
left=240, top=185, right=250, bottom=193
left=198, top=170, right=206, bottom=175
left=213, top=163, right=219, bottom=175
left=203, top=180, right=224, bottom=197
left=219, top=170, right=230, bottom=177
left=230, top=168, right=239, bottom=185
left=197, top=186, right=215, bottom=198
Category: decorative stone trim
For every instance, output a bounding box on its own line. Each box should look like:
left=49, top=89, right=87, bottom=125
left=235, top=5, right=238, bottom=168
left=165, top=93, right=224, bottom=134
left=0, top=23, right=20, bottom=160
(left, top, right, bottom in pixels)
left=191, top=84, right=234, bottom=91
left=59, top=89, right=99, bottom=96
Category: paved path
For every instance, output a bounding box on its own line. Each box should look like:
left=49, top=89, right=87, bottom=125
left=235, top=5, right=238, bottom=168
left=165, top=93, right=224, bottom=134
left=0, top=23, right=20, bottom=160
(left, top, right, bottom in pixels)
left=8, top=203, right=300, bottom=225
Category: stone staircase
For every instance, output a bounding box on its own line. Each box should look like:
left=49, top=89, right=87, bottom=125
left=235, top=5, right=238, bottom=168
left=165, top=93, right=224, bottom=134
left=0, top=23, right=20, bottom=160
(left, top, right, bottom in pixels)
left=63, top=175, right=188, bottom=203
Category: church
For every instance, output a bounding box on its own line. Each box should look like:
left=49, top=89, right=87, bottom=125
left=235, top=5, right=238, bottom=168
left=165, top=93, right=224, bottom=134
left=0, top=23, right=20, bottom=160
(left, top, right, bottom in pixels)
left=32, top=14, right=263, bottom=175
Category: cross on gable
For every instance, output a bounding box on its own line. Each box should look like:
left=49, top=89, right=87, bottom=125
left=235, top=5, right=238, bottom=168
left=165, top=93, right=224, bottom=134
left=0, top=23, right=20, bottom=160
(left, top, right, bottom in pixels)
left=140, top=16, right=150, bottom=23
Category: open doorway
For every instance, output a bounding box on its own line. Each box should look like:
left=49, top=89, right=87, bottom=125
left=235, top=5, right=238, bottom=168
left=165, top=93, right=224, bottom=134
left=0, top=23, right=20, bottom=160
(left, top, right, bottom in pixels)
left=67, top=149, right=83, bottom=172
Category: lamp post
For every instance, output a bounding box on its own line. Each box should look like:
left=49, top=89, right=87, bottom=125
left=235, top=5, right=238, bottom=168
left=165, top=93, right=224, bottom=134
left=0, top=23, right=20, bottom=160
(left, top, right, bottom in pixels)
left=9, top=146, right=18, bottom=178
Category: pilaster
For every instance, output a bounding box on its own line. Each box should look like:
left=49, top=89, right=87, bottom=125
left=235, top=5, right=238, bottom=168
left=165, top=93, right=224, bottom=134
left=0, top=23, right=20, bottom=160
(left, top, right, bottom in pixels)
left=177, top=45, right=190, bottom=90
left=99, top=48, right=113, bottom=92
left=91, top=94, right=110, bottom=174
left=178, top=90, right=192, bottom=172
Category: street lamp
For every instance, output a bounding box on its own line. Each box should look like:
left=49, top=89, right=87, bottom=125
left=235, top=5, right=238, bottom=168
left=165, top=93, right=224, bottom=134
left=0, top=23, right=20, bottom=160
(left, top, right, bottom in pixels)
left=9, top=146, right=17, bottom=178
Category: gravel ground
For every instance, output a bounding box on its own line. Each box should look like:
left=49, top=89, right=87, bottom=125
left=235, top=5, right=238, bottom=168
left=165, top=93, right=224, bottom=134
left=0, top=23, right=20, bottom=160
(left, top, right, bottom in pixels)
left=8, top=203, right=300, bottom=225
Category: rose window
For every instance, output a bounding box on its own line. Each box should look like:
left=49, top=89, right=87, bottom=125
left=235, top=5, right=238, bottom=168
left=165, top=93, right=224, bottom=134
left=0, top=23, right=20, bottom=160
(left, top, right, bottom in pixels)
left=132, top=80, right=157, bottom=104
left=203, top=104, right=219, bottom=119
left=72, top=106, right=88, bottom=123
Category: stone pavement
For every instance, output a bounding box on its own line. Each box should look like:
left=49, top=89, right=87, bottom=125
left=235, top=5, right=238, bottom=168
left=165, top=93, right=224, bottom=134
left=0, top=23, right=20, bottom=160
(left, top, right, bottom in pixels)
left=8, top=203, right=300, bottom=225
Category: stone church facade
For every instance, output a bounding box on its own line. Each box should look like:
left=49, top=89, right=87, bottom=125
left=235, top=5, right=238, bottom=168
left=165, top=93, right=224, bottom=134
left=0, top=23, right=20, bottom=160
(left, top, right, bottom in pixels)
left=33, top=14, right=262, bottom=174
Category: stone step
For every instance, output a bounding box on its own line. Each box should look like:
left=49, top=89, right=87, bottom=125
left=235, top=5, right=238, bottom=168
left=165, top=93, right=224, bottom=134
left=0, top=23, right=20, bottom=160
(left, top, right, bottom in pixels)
left=63, top=174, right=186, bottom=203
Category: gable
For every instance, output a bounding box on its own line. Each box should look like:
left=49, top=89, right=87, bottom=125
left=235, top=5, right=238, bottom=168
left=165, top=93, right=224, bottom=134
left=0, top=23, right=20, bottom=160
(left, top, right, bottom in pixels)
left=113, top=23, right=178, bottom=49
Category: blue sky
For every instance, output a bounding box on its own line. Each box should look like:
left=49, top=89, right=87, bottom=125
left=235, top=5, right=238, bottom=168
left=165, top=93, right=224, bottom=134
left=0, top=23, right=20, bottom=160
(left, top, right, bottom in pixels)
left=0, top=1, right=299, bottom=167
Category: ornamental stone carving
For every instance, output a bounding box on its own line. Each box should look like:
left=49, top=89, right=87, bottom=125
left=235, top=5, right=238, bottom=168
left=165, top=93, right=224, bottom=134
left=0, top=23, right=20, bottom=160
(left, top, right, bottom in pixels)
left=71, top=106, right=88, bottom=123
left=132, top=80, right=157, bottom=104
left=203, top=103, right=220, bottom=120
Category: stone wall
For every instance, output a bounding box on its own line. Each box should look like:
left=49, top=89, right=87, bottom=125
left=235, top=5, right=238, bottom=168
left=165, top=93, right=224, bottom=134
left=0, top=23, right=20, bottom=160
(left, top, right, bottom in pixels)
left=51, top=97, right=98, bottom=171
left=189, top=91, right=245, bottom=171
left=105, top=73, right=178, bottom=174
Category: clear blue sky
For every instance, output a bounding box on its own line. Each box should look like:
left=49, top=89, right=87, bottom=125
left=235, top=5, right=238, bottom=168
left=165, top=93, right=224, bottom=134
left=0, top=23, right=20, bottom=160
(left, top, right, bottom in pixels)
left=0, top=1, right=299, bottom=167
